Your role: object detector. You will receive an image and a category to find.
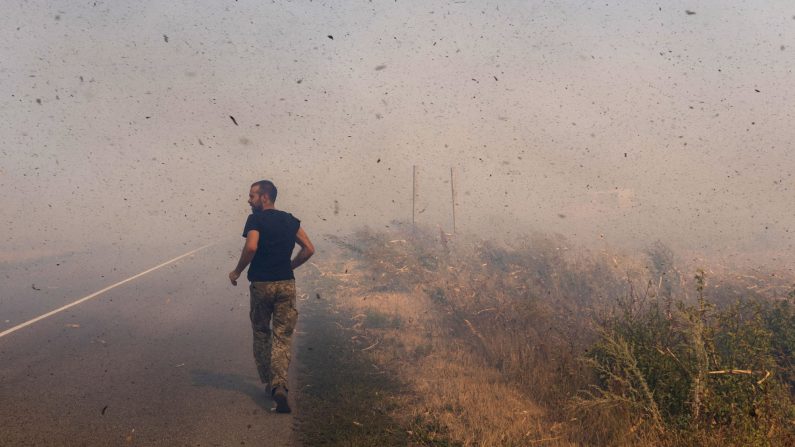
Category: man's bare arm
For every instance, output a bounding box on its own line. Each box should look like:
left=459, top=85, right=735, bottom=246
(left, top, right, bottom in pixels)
left=229, top=230, right=259, bottom=286
left=291, top=227, right=315, bottom=270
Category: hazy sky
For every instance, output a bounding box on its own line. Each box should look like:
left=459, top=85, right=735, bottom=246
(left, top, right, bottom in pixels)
left=1, top=0, right=793, bottom=261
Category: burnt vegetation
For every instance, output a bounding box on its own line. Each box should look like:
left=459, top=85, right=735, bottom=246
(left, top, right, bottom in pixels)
left=298, top=225, right=795, bottom=446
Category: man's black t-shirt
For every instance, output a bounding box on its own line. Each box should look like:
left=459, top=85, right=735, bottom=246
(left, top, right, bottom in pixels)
left=242, top=209, right=301, bottom=282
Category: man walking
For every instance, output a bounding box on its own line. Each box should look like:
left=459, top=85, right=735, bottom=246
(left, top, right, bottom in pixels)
left=229, top=180, right=314, bottom=413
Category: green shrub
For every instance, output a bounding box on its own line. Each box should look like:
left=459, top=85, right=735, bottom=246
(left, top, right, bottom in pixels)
left=577, top=271, right=795, bottom=446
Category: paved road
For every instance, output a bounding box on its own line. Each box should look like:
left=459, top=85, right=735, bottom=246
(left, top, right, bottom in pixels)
left=0, top=241, right=299, bottom=446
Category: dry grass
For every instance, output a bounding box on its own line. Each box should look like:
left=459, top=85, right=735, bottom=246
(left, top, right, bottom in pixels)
left=336, top=289, right=566, bottom=446
left=403, top=352, right=564, bottom=447
left=300, top=225, right=795, bottom=446
left=306, top=229, right=578, bottom=445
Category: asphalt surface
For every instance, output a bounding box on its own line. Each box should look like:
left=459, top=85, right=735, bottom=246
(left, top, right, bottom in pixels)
left=0, top=241, right=299, bottom=446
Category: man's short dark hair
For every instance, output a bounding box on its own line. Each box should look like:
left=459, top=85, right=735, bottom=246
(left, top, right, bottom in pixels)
left=252, top=180, right=277, bottom=202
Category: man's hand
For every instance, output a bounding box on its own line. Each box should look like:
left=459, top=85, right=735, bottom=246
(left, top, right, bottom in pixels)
left=229, top=270, right=241, bottom=286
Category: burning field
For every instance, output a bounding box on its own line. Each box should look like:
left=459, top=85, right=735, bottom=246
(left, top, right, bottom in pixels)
left=295, top=225, right=795, bottom=446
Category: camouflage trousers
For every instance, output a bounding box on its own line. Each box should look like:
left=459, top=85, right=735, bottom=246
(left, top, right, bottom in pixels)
left=249, top=280, right=297, bottom=390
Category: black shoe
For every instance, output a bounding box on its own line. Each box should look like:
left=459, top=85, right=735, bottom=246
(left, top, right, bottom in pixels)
left=271, top=386, right=291, bottom=414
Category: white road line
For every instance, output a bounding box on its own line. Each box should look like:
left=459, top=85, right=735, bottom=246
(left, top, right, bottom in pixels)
left=0, top=243, right=214, bottom=339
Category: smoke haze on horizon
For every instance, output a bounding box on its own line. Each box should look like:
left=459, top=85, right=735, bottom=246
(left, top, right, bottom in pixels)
left=1, top=0, right=793, bottom=263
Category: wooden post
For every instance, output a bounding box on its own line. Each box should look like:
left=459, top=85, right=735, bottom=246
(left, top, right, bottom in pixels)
left=412, top=165, right=417, bottom=225
left=450, top=167, right=456, bottom=234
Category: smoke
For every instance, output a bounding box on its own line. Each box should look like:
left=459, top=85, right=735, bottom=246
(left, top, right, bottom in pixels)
left=1, top=0, right=792, bottom=262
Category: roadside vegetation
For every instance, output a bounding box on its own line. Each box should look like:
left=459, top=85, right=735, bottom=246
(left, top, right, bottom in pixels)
left=296, top=225, right=795, bottom=446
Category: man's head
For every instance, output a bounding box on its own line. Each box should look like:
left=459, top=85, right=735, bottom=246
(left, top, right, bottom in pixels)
left=249, top=180, right=277, bottom=212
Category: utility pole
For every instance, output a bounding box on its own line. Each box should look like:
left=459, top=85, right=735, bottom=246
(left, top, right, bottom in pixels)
left=412, top=165, right=417, bottom=225
left=450, top=166, right=456, bottom=234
